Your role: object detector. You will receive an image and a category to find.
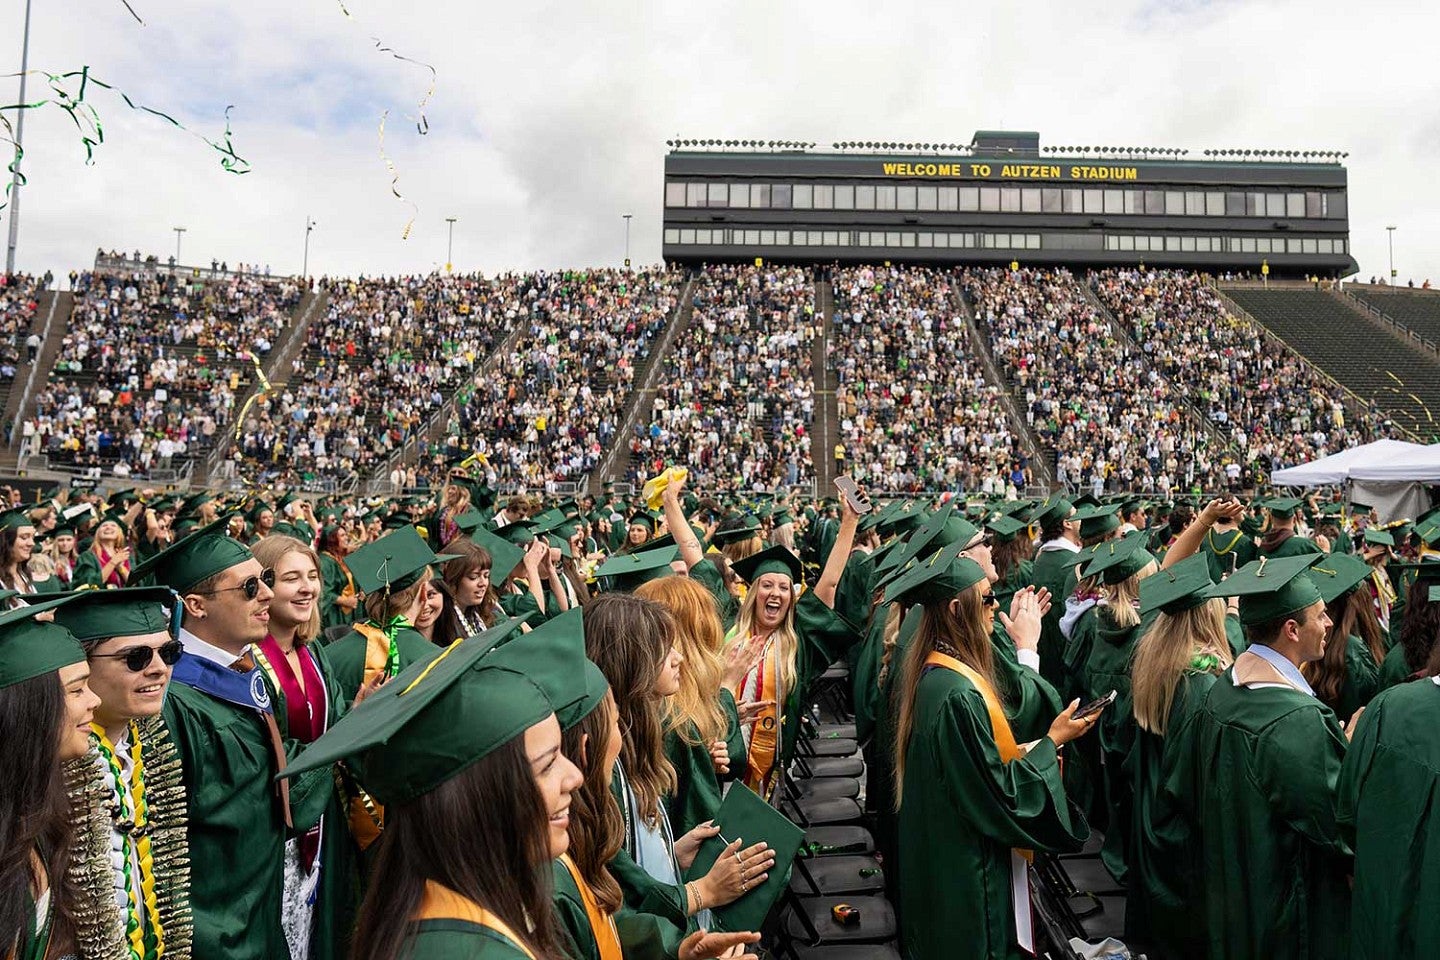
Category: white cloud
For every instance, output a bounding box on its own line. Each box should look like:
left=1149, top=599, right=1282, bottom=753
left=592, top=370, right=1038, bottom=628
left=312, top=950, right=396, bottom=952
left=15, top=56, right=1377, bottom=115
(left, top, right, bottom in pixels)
left=2, top=0, right=1438, bottom=281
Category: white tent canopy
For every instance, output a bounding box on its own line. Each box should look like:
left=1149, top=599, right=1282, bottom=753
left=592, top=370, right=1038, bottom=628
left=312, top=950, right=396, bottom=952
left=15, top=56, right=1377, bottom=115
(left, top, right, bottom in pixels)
left=1269, top=439, right=1434, bottom=486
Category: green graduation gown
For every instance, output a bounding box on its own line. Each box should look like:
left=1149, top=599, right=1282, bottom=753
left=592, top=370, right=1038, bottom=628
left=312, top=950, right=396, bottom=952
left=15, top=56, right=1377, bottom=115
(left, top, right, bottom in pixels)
left=1376, top=641, right=1420, bottom=691
left=399, top=920, right=533, bottom=959
left=1125, top=669, right=1220, bottom=959
left=897, top=663, right=1088, bottom=960
left=689, top=557, right=739, bottom=631
left=1027, top=543, right=1084, bottom=691
left=1158, top=668, right=1352, bottom=960
left=551, top=859, right=680, bottom=960
left=326, top=622, right=439, bottom=703
left=1337, top=678, right=1440, bottom=960
left=162, top=663, right=335, bottom=960
left=1199, top=527, right=1256, bottom=583
left=663, top=691, right=746, bottom=835
left=1318, top=634, right=1380, bottom=724
left=1257, top=534, right=1323, bottom=558
left=319, top=552, right=359, bottom=631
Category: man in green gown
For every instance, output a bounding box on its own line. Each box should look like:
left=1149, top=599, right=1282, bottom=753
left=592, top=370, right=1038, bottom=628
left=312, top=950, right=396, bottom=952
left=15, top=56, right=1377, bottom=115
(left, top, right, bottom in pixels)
left=1255, top=498, right=1324, bottom=559
left=1025, top=495, right=1082, bottom=691
left=1159, top=554, right=1361, bottom=960
left=133, top=517, right=337, bottom=960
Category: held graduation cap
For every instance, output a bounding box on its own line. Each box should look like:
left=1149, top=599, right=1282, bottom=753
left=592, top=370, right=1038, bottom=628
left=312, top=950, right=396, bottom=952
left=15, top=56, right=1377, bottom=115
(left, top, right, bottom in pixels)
left=0, top=596, right=86, bottom=689
left=1205, top=554, right=1325, bottom=626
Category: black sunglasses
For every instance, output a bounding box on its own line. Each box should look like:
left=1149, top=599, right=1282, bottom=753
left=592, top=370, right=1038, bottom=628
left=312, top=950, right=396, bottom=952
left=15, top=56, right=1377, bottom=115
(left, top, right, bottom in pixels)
left=194, top=569, right=276, bottom=600
left=92, top=639, right=184, bottom=673
left=981, top=594, right=999, bottom=609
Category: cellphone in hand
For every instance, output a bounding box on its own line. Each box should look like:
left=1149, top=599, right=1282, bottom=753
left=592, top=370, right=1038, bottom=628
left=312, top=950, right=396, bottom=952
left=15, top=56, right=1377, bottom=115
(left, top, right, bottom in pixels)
left=1074, top=689, right=1117, bottom=721
left=834, top=476, right=872, bottom=514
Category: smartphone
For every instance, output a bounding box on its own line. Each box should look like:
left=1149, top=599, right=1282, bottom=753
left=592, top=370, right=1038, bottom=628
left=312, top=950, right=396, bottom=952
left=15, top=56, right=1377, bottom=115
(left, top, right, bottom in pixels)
left=834, top=476, right=873, bottom=514
left=1074, top=689, right=1117, bottom=721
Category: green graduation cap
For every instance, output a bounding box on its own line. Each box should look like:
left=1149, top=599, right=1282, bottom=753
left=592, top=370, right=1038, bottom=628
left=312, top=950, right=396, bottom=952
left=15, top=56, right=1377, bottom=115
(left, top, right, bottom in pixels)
left=1206, top=554, right=1325, bottom=626
left=52, top=587, right=177, bottom=647
left=1307, top=554, right=1374, bottom=605
left=466, top=529, right=526, bottom=583
left=986, top=514, right=1030, bottom=543
left=1073, top=504, right=1122, bottom=540
left=126, top=515, right=253, bottom=595
left=348, top=527, right=457, bottom=596
left=1071, top=494, right=1101, bottom=509
left=1261, top=497, right=1304, bottom=520
left=730, top=545, right=803, bottom=585
left=278, top=618, right=539, bottom=805
left=1138, top=554, right=1216, bottom=617
left=627, top=512, right=659, bottom=533
left=0, top=509, right=35, bottom=531
left=887, top=503, right=979, bottom=573
left=497, top=519, right=540, bottom=545
left=882, top=544, right=987, bottom=607
left=546, top=534, right=573, bottom=560
left=483, top=610, right=608, bottom=730
left=0, top=596, right=87, bottom=689
left=684, top=783, right=805, bottom=934
left=712, top=518, right=762, bottom=546
left=1031, top=495, right=1073, bottom=527
left=178, top=491, right=214, bottom=518
left=245, top=500, right=274, bottom=523
left=1414, top=517, right=1440, bottom=549
left=1362, top=528, right=1395, bottom=549
left=530, top=509, right=566, bottom=534
left=1080, top=530, right=1155, bottom=585
left=1429, top=586, right=1440, bottom=603
left=453, top=508, right=487, bottom=535
left=595, top=546, right=681, bottom=592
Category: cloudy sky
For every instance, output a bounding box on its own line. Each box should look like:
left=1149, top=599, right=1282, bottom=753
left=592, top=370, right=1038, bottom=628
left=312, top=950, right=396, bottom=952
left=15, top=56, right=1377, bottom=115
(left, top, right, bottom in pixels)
left=2, top=0, right=1437, bottom=281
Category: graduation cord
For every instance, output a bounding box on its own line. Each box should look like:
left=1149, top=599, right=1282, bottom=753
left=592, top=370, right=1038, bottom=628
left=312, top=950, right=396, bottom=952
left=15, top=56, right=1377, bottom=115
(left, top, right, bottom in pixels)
left=92, top=723, right=164, bottom=960
left=365, top=616, right=410, bottom=678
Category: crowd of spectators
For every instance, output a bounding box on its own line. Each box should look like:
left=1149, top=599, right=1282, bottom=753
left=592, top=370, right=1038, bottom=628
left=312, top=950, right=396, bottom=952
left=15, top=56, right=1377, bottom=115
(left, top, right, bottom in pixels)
left=962, top=266, right=1225, bottom=496
left=20, top=270, right=300, bottom=477
left=423, top=268, right=681, bottom=490
left=631, top=264, right=816, bottom=491
left=228, top=272, right=524, bottom=487
left=0, top=273, right=45, bottom=386
left=1089, top=269, right=1392, bottom=482
left=829, top=265, right=1031, bottom=493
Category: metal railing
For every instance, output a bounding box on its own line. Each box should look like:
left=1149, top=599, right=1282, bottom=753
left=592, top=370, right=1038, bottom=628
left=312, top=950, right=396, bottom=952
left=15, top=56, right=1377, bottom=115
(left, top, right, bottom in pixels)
left=7, top=290, right=64, bottom=448
left=1339, top=290, right=1439, bottom=355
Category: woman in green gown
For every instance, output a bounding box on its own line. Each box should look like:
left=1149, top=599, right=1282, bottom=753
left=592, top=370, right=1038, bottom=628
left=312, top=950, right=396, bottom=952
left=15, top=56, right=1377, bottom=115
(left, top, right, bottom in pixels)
left=1376, top=563, right=1440, bottom=689
left=1300, top=555, right=1385, bottom=724
left=890, top=549, right=1094, bottom=960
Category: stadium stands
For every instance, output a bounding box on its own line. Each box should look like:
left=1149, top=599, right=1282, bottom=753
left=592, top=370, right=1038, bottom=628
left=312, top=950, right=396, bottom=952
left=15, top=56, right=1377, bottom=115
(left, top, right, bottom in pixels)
left=0, top=274, right=44, bottom=421
left=1347, top=287, right=1440, bottom=348
left=962, top=266, right=1224, bottom=495
left=1221, top=287, right=1440, bottom=442
left=1090, top=270, right=1390, bottom=482
left=20, top=270, right=300, bottom=478
left=829, top=265, right=1031, bottom=493
left=630, top=263, right=817, bottom=491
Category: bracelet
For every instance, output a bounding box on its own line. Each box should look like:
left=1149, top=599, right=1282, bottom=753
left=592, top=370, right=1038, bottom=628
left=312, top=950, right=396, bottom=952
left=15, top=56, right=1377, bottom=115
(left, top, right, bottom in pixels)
left=688, top=881, right=705, bottom=912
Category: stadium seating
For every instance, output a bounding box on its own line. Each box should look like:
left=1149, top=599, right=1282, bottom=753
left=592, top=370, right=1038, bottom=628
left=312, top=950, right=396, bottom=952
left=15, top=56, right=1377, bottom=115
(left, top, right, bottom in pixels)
left=0, top=274, right=43, bottom=426
left=1347, top=287, right=1440, bottom=347
left=829, top=265, right=1030, bottom=493
left=962, top=266, right=1223, bottom=496
left=631, top=264, right=817, bottom=491
left=21, top=270, right=300, bottom=478
left=1090, top=270, right=1390, bottom=482
left=1221, top=287, right=1440, bottom=442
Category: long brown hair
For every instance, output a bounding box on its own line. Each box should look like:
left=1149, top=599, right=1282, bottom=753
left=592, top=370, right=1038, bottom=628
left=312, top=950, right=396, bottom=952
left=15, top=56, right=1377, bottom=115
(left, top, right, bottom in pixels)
left=1131, top=599, right=1232, bottom=735
left=1303, top=588, right=1386, bottom=707
left=440, top=538, right=502, bottom=633
left=0, top=674, right=76, bottom=952
left=635, top=577, right=728, bottom=746
left=582, top=594, right=677, bottom=828
left=559, top=694, right=624, bottom=913
left=253, top=535, right=323, bottom=644
left=1399, top=569, right=1440, bottom=675
left=350, top=735, right=565, bottom=960
left=992, top=535, right=1032, bottom=583
left=892, top=585, right=994, bottom=810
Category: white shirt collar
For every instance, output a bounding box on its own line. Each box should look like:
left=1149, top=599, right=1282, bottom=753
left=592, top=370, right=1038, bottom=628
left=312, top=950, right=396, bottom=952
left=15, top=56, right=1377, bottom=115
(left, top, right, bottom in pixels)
left=1040, top=537, right=1081, bottom=554
left=178, top=626, right=246, bottom=670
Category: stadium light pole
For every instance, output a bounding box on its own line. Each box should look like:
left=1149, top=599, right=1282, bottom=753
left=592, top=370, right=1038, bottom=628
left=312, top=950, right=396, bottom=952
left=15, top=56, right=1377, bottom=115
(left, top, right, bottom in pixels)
left=303, top=216, right=316, bottom=279
left=1386, top=225, right=1396, bottom=283
left=172, top=227, right=186, bottom=264
left=623, top=213, right=633, bottom=269
left=4, top=0, right=34, bottom=275
left=445, top=217, right=457, bottom=272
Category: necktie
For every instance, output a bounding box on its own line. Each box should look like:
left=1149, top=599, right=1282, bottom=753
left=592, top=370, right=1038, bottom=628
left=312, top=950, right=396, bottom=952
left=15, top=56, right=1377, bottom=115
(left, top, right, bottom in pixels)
left=231, top=651, right=293, bottom=827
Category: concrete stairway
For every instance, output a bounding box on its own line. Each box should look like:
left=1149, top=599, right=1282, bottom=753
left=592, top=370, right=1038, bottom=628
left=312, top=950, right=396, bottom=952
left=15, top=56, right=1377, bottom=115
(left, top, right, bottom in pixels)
left=811, top=275, right=838, bottom=493
left=2, top=289, right=71, bottom=470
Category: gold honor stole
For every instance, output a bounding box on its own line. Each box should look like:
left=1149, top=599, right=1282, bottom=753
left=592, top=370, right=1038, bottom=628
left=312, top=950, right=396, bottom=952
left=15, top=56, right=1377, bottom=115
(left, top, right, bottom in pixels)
left=743, top=643, right=781, bottom=801
left=415, top=881, right=538, bottom=960
left=349, top=623, right=394, bottom=847
left=355, top=622, right=393, bottom=686
left=559, top=855, right=623, bottom=960
left=923, top=651, right=1036, bottom=956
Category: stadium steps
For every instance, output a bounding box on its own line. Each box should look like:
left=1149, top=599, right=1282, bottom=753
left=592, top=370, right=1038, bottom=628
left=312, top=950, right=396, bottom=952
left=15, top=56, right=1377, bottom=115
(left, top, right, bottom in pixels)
left=602, top=274, right=697, bottom=485
left=948, top=287, right=1057, bottom=488
left=1075, top=275, right=1239, bottom=459
left=1219, top=285, right=1440, bottom=442
left=1342, top=285, right=1440, bottom=354
left=0, top=290, right=70, bottom=470
left=812, top=274, right=838, bottom=493
left=198, top=287, right=328, bottom=485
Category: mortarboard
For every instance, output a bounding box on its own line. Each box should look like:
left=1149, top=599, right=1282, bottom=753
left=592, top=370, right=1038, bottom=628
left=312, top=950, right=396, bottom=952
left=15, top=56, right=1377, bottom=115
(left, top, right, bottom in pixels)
left=465, top=529, right=526, bottom=582
left=1030, top=495, right=1074, bottom=527
left=730, top=545, right=803, bottom=585
left=985, top=514, right=1030, bottom=543
left=52, top=587, right=177, bottom=646
left=1362, top=528, right=1395, bottom=549
left=347, top=527, right=458, bottom=596
left=1138, top=554, right=1215, bottom=617
left=1073, top=504, right=1122, bottom=540
left=685, top=783, right=804, bottom=934
left=1261, top=497, right=1304, bottom=520
left=594, top=546, right=681, bottom=592
left=126, top=515, right=252, bottom=595
left=882, top=544, right=987, bottom=606
left=1205, top=554, right=1324, bottom=626
left=1307, top=554, right=1374, bottom=605
left=0, top=596, right=86, bottom=689
left=1079, top=530, right=1155, bottom=585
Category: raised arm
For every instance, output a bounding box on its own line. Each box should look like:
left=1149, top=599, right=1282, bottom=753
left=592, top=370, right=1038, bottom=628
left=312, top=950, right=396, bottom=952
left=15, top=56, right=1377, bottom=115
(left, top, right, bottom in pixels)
left=814, top=493, right=861, bottom=608
left=661, top=471, right=706, bottom=571
left=1162, top=497, right=1244, bottom=569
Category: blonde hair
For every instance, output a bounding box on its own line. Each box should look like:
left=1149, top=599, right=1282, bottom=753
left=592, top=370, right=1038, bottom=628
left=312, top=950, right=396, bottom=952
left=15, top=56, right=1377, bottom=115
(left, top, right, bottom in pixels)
left=893, top=585, right=994, bottom=809
left=1131, top=597, right=1232, bottom=735
left=252, top=535, right=323, bottom=644
left=733, top=574, right=798, bottom=711
left=876, top=603, right=903, bottom=690
left=362, top=566, right=433, bottom=624
left=1098, top=560, right=1157, bottom=631
left=636, top=576, right=729, bottom=746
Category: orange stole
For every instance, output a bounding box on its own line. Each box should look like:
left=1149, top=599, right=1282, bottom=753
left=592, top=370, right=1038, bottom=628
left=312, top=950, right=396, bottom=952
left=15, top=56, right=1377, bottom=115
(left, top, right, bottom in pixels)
left=923, top=650, right=1036, bottom=954
left=559, top=854, right=623, bottom=960
left=414, top=881, right=538, bottom=960
left=350, top=620, right=394, bottom=847
left=743, top=643, right=781, bottom=800
left=354, top=622, right=393, bottom=686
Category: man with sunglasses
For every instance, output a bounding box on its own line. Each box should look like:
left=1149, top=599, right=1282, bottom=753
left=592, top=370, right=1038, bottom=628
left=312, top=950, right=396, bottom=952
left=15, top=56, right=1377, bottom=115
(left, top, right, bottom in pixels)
left=56, top=587, right=194, bottom=960
left=129, top=516, right=337, bottom=960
